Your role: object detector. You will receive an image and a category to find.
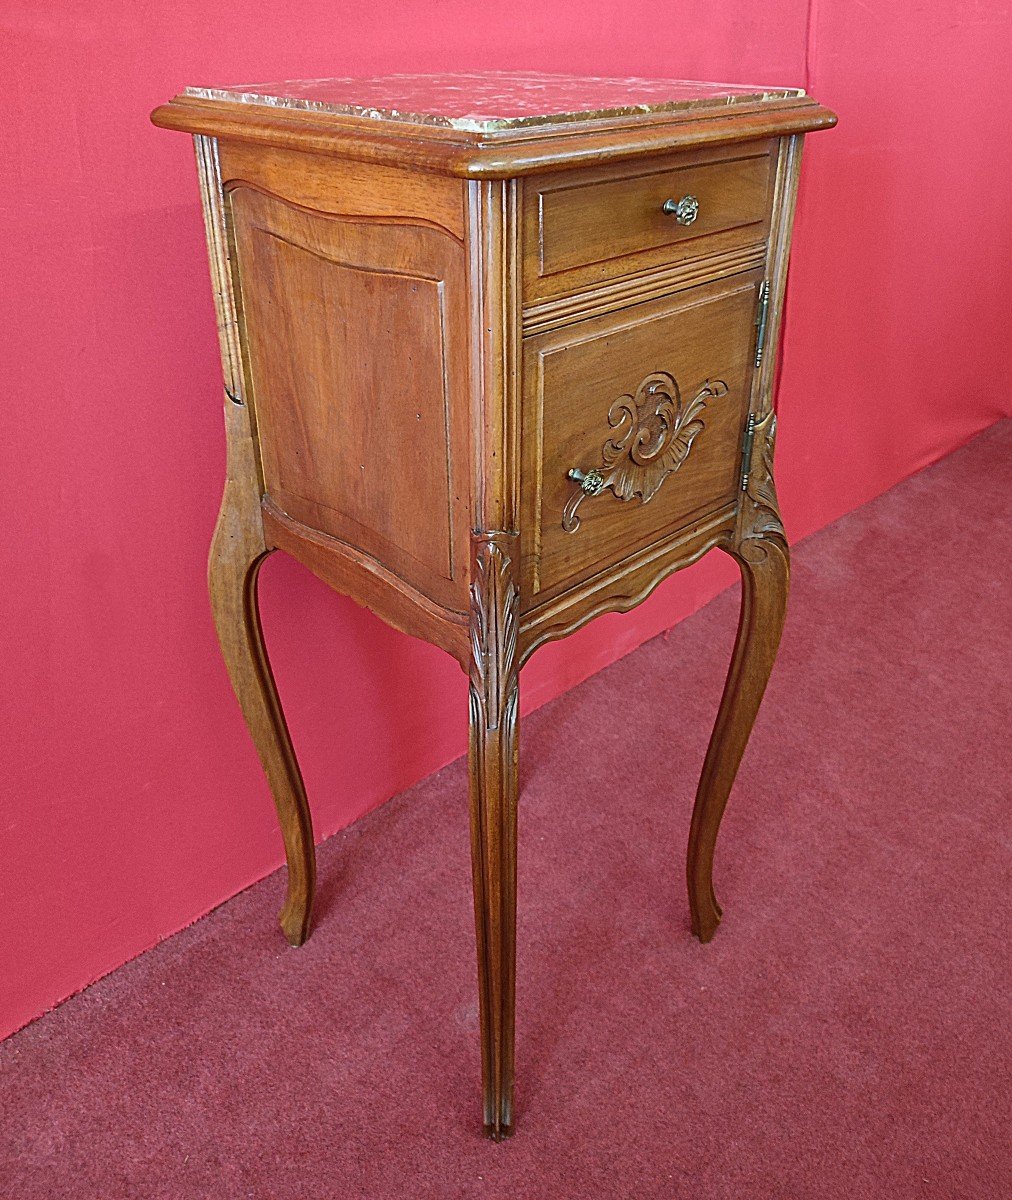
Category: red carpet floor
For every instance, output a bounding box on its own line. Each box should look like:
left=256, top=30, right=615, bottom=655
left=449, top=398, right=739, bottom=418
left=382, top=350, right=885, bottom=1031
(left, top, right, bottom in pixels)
left=3, top=422, right=1010, bottom=1199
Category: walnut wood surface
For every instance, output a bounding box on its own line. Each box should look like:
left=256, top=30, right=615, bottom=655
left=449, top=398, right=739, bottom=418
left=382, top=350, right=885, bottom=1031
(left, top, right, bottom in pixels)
left=218, top=141, right=466, bottom=237
left=687, top=532, right=789, bottom=942
left=229, top=184, right=472, bottom=612
left=209, top=399, right=316, bottom=946
left=523, top=142, right=774, bottom=303
left=196, top=137, right=316, bottom=946
left=467, top=531, right=521, bottom=1140
left=521, top=272, right=761, bottom=601
left=157, top=87, right=834, bottom=1138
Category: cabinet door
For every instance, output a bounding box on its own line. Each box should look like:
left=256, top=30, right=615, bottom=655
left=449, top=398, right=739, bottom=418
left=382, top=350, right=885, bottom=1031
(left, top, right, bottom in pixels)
left=521, top=272, right=762, bottom=603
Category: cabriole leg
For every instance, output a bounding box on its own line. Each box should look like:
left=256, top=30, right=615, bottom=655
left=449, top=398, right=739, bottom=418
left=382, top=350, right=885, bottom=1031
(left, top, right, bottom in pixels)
left=208, top=398, right=316, bottom=946
left=466, top=531, right=521, bottom=1140
left=687, top=535, right=789, bottom=942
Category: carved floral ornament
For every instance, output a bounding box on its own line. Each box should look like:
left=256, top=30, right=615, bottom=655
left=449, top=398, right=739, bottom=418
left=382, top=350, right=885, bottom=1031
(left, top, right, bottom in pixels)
left=563, top=371, right=728, bottom=532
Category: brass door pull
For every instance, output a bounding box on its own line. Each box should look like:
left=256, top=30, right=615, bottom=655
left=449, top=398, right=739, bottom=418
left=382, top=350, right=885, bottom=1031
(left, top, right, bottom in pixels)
left=567, top=467, right=606, bottom=495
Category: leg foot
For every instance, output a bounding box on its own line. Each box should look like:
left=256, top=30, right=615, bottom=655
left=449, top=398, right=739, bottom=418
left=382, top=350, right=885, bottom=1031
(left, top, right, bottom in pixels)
left=209, top=399, right=316, bottom=945
left=687, top=534, right=789, bottom=942
left=467, top=532, right=520, bottom=1140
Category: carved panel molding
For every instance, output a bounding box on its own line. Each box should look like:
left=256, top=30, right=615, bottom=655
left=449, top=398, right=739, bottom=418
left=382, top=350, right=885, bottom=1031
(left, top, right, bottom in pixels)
left=562, top=372, right=728, bottom=532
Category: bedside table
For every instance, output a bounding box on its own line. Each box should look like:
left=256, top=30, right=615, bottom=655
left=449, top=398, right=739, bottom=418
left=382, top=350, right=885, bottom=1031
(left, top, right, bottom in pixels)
left=152, top=72, right=835, bottom=1139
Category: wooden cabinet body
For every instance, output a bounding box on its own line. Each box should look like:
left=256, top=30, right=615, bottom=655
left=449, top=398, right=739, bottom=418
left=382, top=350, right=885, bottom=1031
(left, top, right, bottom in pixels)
left=152, top=74, right=835, bottom=1138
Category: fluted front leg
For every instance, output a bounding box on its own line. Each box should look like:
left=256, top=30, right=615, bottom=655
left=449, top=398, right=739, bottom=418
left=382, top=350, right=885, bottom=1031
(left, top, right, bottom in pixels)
left=209, top=399, right=316, bottom=946
left=466, top=530, right=521, bottom=1140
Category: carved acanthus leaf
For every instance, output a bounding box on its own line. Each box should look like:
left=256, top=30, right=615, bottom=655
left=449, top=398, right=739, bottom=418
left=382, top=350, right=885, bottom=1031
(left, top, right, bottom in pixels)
left=742, top=411, right=785, bottom=542
left=469, top=532, right=520, bottom=732
left=563, top=373, right=728, bottom=533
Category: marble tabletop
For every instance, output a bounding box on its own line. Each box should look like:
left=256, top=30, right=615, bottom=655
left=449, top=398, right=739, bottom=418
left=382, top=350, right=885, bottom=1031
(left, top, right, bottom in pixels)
left=183, top=71, right=804, bottom=133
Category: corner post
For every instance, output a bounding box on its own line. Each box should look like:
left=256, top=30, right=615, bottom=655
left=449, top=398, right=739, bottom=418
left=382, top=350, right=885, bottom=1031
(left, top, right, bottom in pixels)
left=465, top=176, right=522, bottom=1137
left=686, top=134, right=802, bottom=942
left=196, top=135, right=316, bottom=945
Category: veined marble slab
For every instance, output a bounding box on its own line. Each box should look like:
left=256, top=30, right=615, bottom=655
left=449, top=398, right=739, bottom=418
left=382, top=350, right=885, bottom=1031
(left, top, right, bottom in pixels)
left=183, top=71, right=805, bottom=133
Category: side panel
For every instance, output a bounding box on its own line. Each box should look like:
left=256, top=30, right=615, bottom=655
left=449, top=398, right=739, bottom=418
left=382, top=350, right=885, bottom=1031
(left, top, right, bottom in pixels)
left=220, top=145, right=472, bottom=617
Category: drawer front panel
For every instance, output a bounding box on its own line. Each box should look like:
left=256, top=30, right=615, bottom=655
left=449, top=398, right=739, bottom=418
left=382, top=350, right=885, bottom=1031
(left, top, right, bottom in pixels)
left=522, top=273, right=762, bottom=602
left=523, top=143, right=774, bottom=303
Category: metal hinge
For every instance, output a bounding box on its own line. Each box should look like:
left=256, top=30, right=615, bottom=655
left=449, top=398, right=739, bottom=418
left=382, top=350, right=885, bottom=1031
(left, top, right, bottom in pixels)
left=754, top=281, right=770, bottom=369
left=740, top=411, right=757, bottom=492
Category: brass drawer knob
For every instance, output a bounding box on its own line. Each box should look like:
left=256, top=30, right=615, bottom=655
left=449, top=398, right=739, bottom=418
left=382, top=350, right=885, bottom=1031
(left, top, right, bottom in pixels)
left=662, top=195, right=699, bottom=225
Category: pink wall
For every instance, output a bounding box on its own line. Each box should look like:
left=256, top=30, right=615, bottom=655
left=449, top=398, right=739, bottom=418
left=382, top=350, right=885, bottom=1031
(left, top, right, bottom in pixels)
left=2, top=2, right=1009, bottom=1041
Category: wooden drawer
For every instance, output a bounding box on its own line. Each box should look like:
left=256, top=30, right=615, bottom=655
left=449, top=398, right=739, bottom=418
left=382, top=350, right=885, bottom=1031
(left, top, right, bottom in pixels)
left=521, top=272, right=763, bottom=602
left=522, top=143, right=775, bottom=304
